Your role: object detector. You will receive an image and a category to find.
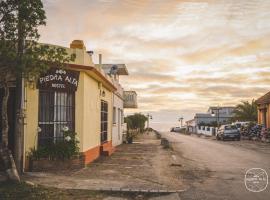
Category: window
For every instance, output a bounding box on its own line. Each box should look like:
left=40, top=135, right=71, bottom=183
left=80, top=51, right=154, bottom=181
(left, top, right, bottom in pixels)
left=121, top=109, right=124, bottom=124
left=101, top=100, right=108, bottom=143
left=113, top=107, right=116, bottom=124
left=38, top=90, right=75, bottom=146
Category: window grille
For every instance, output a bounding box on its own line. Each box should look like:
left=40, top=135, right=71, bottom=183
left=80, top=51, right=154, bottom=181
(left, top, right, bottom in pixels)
left=38, top=90, right=75, bottom=146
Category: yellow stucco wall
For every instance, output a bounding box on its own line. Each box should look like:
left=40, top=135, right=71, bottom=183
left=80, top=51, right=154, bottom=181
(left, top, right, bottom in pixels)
left=24, top=85, right=39, bottom=154
left=23, top=71, right=113, bottom=166
left=76, top=72, right=113, bottom=152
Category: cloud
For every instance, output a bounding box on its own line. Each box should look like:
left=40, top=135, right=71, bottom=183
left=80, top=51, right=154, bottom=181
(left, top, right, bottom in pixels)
left=40, top=0, right=270, bottom=127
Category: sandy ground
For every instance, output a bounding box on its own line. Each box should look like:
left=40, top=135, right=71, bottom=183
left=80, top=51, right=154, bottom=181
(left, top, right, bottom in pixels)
left=23, top=132, right=184, bottom=193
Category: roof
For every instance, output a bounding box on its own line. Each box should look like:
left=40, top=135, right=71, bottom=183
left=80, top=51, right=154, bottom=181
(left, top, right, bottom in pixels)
left=195, top=113, right=232, bottom=118
left=96, top=64, right=129, bottom=75
left=186, top=119, right=195, bottom=123
left=256, top=91, right=270, bottom=105
left=68, top=64, right=116, bottom=91
left=208, top=106, right=235, bottom=110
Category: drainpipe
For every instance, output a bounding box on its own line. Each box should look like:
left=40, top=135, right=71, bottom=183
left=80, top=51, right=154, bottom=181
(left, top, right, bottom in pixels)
left=98, top=54, right=102, bottom=71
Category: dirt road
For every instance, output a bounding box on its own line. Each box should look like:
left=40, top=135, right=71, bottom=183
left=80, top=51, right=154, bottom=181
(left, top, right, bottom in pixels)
left=162, top=132, right=270, bottom=200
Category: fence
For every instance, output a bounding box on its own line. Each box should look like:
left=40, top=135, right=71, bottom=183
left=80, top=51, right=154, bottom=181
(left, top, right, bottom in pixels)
left=197, top=126, right=217, bottom=136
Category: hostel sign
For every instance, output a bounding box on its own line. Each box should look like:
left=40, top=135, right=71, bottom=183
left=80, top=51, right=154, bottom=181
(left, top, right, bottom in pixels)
left=37, top=68, right=80, bottom=91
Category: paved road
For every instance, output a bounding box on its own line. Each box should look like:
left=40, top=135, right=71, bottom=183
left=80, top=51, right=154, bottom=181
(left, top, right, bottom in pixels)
left=162, top=132, right=270, bottom=200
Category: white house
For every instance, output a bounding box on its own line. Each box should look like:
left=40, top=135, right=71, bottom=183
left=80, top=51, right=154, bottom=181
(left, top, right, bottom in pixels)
left=186, top=106, right=235, bottom=134
left=99, top=64, right=129, bottom=146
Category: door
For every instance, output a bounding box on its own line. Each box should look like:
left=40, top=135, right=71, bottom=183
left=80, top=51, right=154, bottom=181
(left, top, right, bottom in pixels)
left=0, top=87, right=16, bottom=154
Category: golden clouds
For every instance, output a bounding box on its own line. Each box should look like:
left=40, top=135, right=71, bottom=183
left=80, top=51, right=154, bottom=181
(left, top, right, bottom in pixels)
left=40, top=0, right=270, bottom=123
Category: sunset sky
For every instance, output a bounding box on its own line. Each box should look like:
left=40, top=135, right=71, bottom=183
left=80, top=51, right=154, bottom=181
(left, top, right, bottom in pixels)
left=40, top=0, right=270, bottom=130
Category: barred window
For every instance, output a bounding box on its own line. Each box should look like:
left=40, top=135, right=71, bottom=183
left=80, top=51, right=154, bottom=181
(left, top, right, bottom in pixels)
left=38, top=90, right=75, bottom=146
left=101, top=100, right=108, bottom=143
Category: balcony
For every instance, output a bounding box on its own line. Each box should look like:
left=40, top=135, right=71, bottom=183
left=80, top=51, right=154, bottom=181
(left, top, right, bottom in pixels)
left=124, top=91, right=138, bottom=108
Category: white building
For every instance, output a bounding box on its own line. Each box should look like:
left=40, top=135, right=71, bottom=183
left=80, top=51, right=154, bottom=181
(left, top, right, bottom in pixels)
left=186, top=106, right=235, bottom=134
left=195, top=106, right=235, bottom=125
left=100, top=64, right=129, bottom=146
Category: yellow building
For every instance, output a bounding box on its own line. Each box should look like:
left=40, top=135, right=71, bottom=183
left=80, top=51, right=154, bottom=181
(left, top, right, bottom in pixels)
left=256, top=91, right=270, bottom=128
left=0, top=40, right=116, bottom=171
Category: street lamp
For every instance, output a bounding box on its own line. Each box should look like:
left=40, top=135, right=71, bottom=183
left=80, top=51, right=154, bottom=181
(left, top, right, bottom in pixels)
left=211, top=106, right=221, bottom=127
left=178, top=117, right=184, bottom=127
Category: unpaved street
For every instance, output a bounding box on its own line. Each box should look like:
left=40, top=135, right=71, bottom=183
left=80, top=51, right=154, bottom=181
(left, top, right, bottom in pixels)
left=162, top=132, right=270, bottom=200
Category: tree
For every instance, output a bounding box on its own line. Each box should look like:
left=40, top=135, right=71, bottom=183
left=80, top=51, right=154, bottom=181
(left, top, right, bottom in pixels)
left=0, top=0, right=75, bottom=181
left=233, top=100, right=257, bottom=122
left=125, top=113, right=148, bottom=133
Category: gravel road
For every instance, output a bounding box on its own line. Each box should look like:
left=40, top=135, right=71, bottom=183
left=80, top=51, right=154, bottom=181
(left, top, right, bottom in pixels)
left=162, top=132, right=270, bottom=200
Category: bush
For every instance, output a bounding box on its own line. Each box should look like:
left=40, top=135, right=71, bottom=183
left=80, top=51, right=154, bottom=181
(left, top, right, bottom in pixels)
left=29, top=129, right=80, bottom=160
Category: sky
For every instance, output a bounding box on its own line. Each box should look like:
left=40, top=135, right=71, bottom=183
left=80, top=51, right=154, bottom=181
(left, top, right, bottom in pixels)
left=40, top=0, right=270, bottom=131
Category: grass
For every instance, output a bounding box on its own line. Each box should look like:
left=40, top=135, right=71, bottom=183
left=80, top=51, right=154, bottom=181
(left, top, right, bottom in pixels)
left=0, top=181, right=168, bottom=200
left=0, top=181, right=104, bottom=200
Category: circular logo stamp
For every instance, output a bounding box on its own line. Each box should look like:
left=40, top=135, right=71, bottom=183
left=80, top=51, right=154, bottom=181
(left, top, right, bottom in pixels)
left=245, top=168, right=268, bottom=192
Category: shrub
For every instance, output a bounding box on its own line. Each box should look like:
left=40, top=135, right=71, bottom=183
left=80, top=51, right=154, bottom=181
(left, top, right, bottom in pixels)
left=29, top=128, right=80, bottom=160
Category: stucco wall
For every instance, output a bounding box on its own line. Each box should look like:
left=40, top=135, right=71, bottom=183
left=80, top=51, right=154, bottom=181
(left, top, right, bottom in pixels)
left=24, top=70, right=114, bottom=170
left=77, top=72, right=100, bottom=152
left=76, top=71, right=113, bottom=152
left=24, top=86, right=39, bottom=154
left=112, top=94, right=124, bottom=146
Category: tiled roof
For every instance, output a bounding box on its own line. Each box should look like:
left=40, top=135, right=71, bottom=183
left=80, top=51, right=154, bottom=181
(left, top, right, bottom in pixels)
left=256, top=91, right=270, bottom=105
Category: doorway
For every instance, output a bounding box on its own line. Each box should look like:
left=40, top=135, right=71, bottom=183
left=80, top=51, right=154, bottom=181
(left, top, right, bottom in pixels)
left=0, top=87, right=16, bottom=154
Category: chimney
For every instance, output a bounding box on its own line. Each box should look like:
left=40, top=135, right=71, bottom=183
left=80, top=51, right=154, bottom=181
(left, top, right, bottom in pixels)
left=98, top=54, right=102, bottom=70
left=70, top=40, right=86, bottom=50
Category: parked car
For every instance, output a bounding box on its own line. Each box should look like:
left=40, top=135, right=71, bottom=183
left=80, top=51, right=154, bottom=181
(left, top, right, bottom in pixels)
left=216, top=125, right=240, bottom=141
left=170, top=127, right=181, bottom=132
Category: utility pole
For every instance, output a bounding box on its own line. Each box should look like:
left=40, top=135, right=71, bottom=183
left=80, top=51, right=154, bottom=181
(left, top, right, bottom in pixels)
left=211, top=106, right=221, bottom=127
left=146, top=113, right=152, bottom=131
left=179, top=117, right=184, bottom=127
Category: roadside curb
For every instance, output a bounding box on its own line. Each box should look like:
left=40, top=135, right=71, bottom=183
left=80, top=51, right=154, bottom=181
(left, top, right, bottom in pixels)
left=85, top=188, right=185, bottom=194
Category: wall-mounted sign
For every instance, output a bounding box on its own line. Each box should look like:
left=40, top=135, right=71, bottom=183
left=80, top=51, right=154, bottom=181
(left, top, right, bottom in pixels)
left=37, top=68, right=80, bottom=91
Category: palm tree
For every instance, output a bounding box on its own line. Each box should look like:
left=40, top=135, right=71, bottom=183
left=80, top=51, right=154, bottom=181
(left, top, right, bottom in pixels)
left=233, top=100, right=257, bottom=122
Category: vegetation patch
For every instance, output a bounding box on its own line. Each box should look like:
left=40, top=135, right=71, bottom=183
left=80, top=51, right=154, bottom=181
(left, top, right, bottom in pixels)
left=0, top=181, right=174, bottom=200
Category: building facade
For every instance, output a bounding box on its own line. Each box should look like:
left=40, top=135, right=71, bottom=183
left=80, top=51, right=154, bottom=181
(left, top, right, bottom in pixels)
left=186, top=106, right=235, bottom=134
left=256, top=91, right=270, bottom=128
left=0, top=40, right=117, bottom=171
left=100, top=64, right=129, bottom=146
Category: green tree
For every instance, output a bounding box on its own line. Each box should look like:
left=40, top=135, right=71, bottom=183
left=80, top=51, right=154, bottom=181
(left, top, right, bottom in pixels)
left=233, top=100, right=257, bottom=122
left=125, top=113, right=148, bottom=133
left=0, top=0, right=75, bottom=181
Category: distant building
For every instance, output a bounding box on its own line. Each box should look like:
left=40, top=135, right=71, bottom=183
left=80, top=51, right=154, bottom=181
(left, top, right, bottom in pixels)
left=256, top=91, right=270, bottom=128
left=186, top=119, right=196, bottom=133
left=196, top=106, right=235, bottom=125
left=186, top=106, right=235, bottom=133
